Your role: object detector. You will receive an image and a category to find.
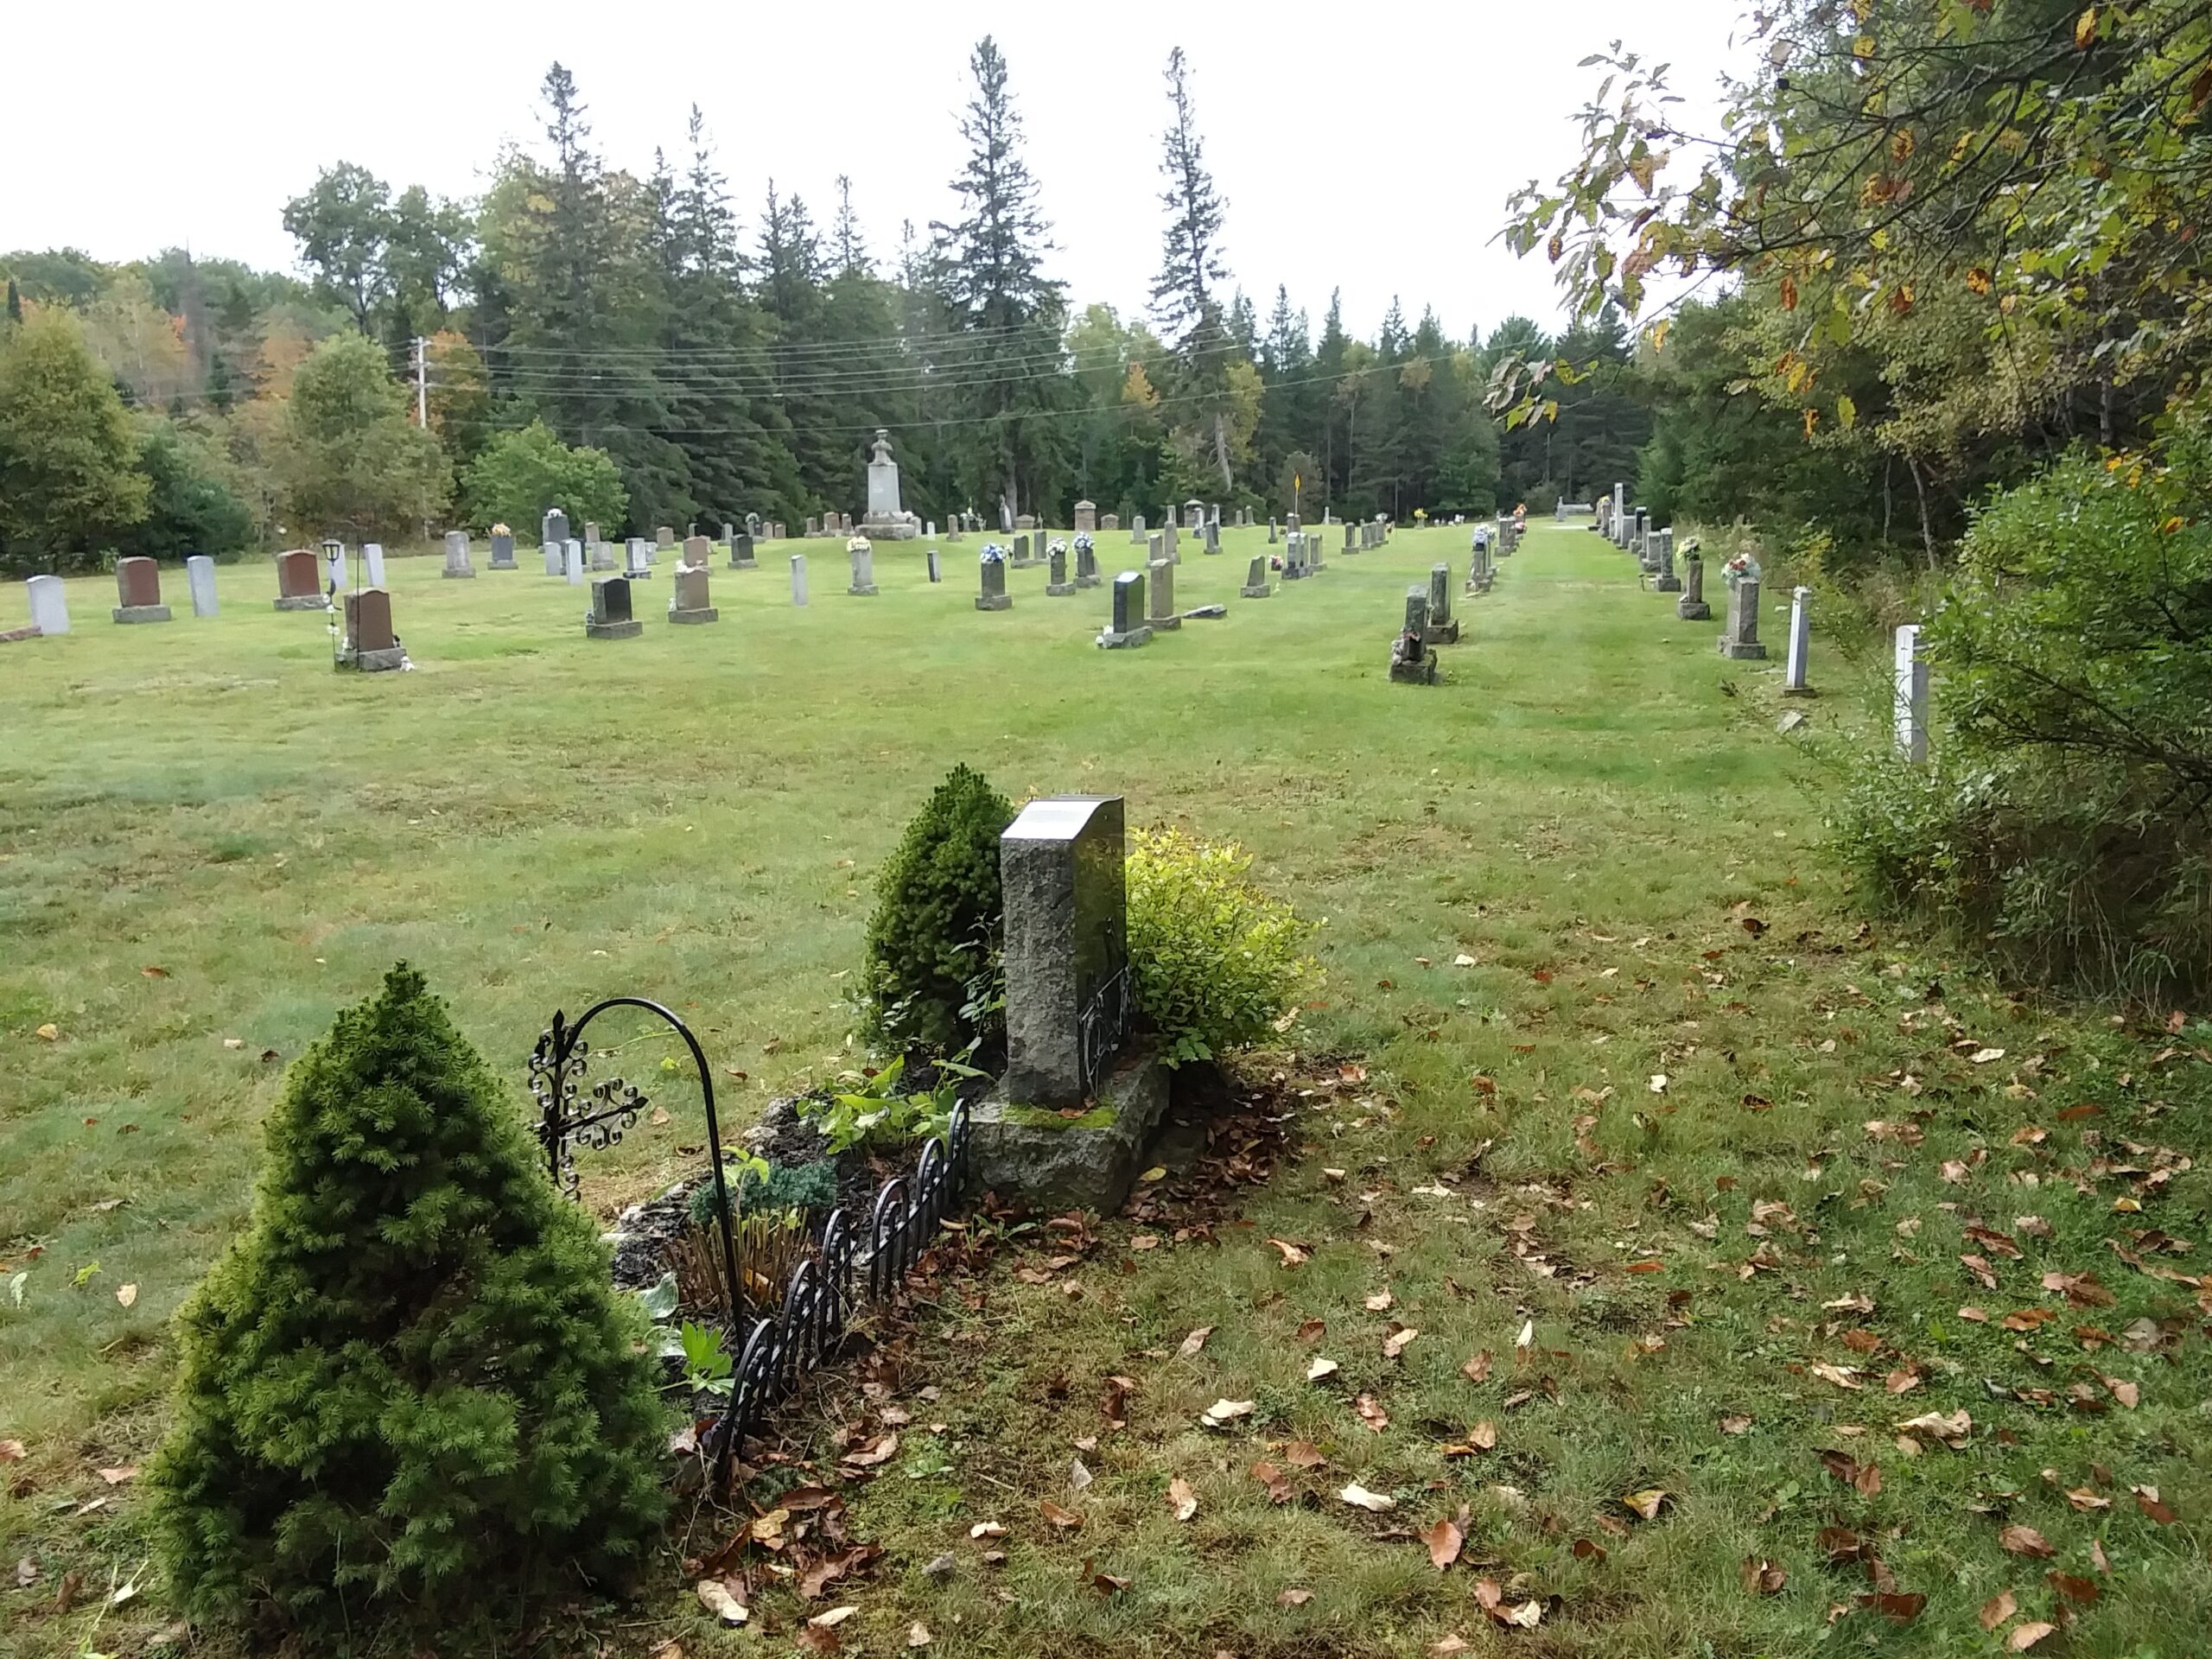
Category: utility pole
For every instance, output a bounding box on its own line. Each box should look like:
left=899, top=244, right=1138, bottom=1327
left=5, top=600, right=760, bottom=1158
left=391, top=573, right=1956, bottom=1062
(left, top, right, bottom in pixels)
left=414, top=336, right=428, bottom=428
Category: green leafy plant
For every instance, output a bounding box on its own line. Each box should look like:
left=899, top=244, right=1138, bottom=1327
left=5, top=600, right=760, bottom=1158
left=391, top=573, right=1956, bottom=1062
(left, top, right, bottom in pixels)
left=1126, top=827, right=1316, bottom=1065
left=147, top=964, right=666, bottom=1637
left=861, top=765, right=1014, bottom=1054
left=671, top=1319, right=734, bottom=1396
left=797, top=1051, right=982, bottom=1154
left=1836, top=401, right=2212, bottom=998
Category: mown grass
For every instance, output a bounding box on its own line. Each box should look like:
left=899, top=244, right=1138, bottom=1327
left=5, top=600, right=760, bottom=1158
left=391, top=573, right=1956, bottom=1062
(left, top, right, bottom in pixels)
left=2, top=522, right=2205, bottom=1656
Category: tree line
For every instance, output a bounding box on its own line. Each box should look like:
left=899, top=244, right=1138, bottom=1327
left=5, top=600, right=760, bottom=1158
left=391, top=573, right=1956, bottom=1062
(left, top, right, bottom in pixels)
left=0, top=41, right=1662, bottom=574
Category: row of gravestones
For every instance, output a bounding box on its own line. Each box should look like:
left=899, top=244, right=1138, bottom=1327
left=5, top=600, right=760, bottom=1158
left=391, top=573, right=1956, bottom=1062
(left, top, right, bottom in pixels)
left=1599, top=481, right=1930, bottom=756
left=1389, top=524, right=1501, bottom=685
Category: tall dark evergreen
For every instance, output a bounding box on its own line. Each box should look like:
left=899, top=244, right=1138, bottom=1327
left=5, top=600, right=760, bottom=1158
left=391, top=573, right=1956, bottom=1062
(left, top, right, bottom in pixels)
left=1150, top=46, right=1238, bottom=490
left=931, top=35, right=1067, bottom=519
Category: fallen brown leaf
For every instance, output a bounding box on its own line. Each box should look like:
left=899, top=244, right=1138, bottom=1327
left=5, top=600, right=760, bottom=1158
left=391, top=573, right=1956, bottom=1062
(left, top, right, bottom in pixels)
left=1040, top=1500, right=1083, bottom=1530
left=1355, top=1394, right=1389, bottom=1433
left=1167, top=1476, right=1198, bottom=1522
left=1622, top=1487, right=1667, bottom=1521
left=1741, top=1556, right=1787, bottom=1596
left=1979, top=1589, right=2016, bottom=1630
left=1999, top=1523, right=2055, bottom=1558
left=1421, top=1516, right=1463, bottom=1570
left=2009, top=1623, right=2056, bottom=1652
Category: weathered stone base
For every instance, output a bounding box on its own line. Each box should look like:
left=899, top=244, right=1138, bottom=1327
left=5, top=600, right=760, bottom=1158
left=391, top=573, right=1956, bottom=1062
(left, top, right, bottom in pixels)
left=112, top=605, right=172, bottom=624
left=1075, top=574, right=1100, bottom=588
left=489, top=556, right=518, bottom=570
left=1147, top=613, right=1182, bottom=632
left=1423, top=620, right=1461, bottom=646
left=273, top=595, right=327, bottom=612
left=969, top=1046, right=1172, bottom=1213
left=729, top=555, right=757, bottom=569
left=1717, top=639, right=1767, bottom=658
left=859, top=518, right=918, bottom=541
left=1654, top=575, right=1682, bottom=593
left=1389, top=658, right=1440, bottom=684
left=340, top=645, right=406, bottom=672
left=1008, top=557, right=1041, bottom=571
left=1183, top=604, right=1226, bottom=620
left=1240, top=583, right=1272, bottom=598
left=1782, top=683, right=1818, bottom=698
left=669, top=607, right=719, bottom=625
left=1677, top=600, right=1711, bottom=620
left=847, top=583, right=879, bottom=596
left=444, top=569, right=477, bottom=580
left=976, top=594, right=1013, bottom=612
left=1465, top=579, right=1492, bottom=596
left=1046, top=582, right=1077, bottom=596
left=586, top=619, right=644, bottom=639
left=1096, top=626, right=1152, bottom=649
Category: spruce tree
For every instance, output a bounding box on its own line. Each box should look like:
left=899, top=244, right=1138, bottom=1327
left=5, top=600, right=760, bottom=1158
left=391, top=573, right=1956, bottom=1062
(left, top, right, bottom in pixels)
left=931, top=36, right=1069, bottom=520
left=1150, top=46, right=1237, bottom=490
left=150, top=964, right=667, bottom=1638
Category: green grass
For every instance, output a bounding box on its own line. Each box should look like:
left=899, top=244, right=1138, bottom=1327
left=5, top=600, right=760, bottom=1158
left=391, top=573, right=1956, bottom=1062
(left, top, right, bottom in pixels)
left=3, top=523, right=2206, bottom=1656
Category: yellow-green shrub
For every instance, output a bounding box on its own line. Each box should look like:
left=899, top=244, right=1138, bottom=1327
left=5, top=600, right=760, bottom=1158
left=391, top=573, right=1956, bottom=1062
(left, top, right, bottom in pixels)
left=1125, top=828, right=1314, bottom=1065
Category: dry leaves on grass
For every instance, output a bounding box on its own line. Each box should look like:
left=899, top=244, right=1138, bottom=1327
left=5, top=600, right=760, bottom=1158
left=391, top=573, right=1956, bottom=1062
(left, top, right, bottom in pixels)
left=1741, top=1557, right=1787, bottom=1596
left=1340, top=1483, right=1395, bottom=1512
left=1896, top=1408, right=1971, bottom=1447
left=1178, top=1326, right=1213, bottom=1358
left=1462, top=1351, right=1494, bottom=1382
left=695, top=1580, right=748, bottom=1626
left=1167, top=1477, right=1198, bottom=1522
left=1268, top=1239, right=1310, bottom=1268
left=1250, top=1460, right=1292, bottom=1503
left=1979, top=1590, right=2017, bottom=1630
left=1040, top=1501, right=1084, bottom=1531
left=1422, top=1517, right=1463, bottom=1570
left=2009, top=1624, right=2056, bottom=1651
left=1283, top=1440, right=1327, bottom=1468
left=1355, top=1394, right=1389, bottom=1432
left=1621, top=1488, right=1668, bottom=1521
left=1383, top=1326, right=1420, bottom=1359
left=1999, top=1524, right=2055, bottom=1558
left=1306, top=1357, right=1340, bottom=1382
left=1821, top=1450, right=1882, bottom=1496
left=1277, top=1587, right=1314, bottom=1607
left=1474, top=1579, right=1544, bottom=1628
left=1200, top=1399, right=1255, bottom=1429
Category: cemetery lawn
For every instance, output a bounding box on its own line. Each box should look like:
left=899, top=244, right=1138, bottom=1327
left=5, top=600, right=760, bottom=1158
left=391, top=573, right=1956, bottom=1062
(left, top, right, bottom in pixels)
left=4, top=524, right=2208, bottom=1657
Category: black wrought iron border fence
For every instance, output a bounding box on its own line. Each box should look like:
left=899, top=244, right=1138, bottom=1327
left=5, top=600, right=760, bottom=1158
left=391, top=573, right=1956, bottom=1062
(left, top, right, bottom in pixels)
left=531, top=997, right=970, bottom=1496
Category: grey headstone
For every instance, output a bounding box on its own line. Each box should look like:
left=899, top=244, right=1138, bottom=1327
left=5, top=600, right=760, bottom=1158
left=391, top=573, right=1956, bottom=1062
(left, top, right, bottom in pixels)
left=1783, top=587, right=1813, bottom=693
left=927, top=546, right=942, bottom=583
left=1894, top=625, right=1929, bottom=761
left=544, top=509, right=569, bottom=546
left=848, top=542, right=878, bottom=595
left=490, top=531, right=516, bottom=568
left=25, top=574, right=68, bottom=635
left=1146, top=557, right=1179, bottom=630
left=186, top=556, right=218, bottom=617
left=1099, top=569, right=1152, bottom=648
left=364, top=542, right=387, bottom=588
left=1240, top=555, right=1271, bottom=598
left=1718, top=576, right=1767, bottom=659
left=791, top=554, right=809, bottom=606
left=565, top=540, right=586, bottom=585
left=1677, top=556, right=1710, bottom=620
left=999, top=797, right=1129, bottom=1108
left=442, top=531, right=474, bottom=580
left=976, top=555, right=1011, bottom=611
left=586, top=575, right=642, bottom=639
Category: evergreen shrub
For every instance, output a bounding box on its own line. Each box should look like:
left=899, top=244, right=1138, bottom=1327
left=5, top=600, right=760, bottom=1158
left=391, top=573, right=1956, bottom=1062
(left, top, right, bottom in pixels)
left=149, top=964, right=667, bottom=1637
left=860, top=765, right=1014, bottom=1054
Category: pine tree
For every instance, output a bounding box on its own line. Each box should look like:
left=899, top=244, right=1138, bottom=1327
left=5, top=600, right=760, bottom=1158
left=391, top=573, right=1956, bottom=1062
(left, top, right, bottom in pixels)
left=149, top=964, right=668, bottom=1638
left=931, top=35, right=1067, bottom=519
left=832, top=176, right=870, bottom=277
left=1150, top=46, right=1238, bottom=490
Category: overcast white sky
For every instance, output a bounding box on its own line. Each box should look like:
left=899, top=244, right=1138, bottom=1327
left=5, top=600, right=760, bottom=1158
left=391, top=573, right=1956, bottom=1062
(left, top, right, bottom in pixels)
left=9, top=0, right=1748, bottom=342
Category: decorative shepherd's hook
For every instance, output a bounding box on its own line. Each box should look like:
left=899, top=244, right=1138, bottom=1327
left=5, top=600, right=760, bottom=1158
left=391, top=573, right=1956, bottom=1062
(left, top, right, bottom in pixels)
left=529, top=999, right=747, bottom=1426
